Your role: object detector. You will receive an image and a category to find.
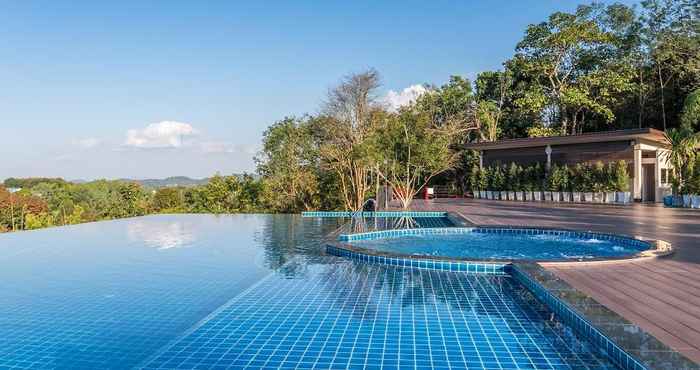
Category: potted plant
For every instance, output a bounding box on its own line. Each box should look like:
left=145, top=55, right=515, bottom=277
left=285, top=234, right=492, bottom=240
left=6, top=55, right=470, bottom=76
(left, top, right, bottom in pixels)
left=580, top=163, right=593, bottom=202
left=591, top=161, right=606, bottom=203
left=570, top=164, right=584, bottom=202
left=559, top=165, right=571, bottom=202
left=532, top=163, right=544, bottom=201
left=484, top=166, right=494, bottom=199
left=470, top=165, right=481, bottom=199
left=612, top=160, right=630, bottom=204
left=545, top=165, right=557, bottom=202
left=492, top=165, right=506, bottom=200
left=506, top=163, right=520, bottom=201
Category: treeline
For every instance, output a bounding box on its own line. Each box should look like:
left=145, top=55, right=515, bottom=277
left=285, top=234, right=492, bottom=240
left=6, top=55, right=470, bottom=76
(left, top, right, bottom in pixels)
left=0, top=175, right=265, bottom=232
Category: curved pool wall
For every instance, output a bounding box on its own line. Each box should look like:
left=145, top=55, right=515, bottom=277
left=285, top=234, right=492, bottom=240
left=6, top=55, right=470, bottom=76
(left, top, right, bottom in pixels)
left=337, top=226, right=653, bottom=262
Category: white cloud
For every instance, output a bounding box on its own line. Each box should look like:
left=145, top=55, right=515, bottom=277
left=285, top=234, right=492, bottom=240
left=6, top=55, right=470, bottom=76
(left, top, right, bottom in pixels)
left=200, top=141, right=257, bottom=155
left=125, top=121, right=197, bottom=149
left=74, top=137, right=101, bottom=149
left=382, top=84, right=428, bottom=111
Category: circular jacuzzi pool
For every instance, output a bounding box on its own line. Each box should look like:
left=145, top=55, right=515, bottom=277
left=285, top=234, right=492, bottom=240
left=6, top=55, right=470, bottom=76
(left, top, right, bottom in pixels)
left=342, top=227, right=652, bottom=261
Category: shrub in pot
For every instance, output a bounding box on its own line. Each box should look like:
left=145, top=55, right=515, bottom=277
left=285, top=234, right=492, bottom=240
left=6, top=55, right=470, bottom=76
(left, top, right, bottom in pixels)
left=570, top=164, right=586, bottom=203
left=506, top=163, right=521, bottom=202
left=488, top=165, right=506, bottom=201
left=611, top=160, right=630, bottom=204
left=591, top=161, right=607, bottom=203
left=469, top=165, right=481, bottom=199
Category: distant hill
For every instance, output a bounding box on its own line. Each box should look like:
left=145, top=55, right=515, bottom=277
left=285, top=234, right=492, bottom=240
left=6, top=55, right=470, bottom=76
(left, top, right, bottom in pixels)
left=118, top=176, right=211, bottom=189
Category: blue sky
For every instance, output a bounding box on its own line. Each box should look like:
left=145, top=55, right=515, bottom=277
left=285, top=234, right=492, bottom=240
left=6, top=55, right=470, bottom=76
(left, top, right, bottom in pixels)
left=1, top=0, right=638, bottom=180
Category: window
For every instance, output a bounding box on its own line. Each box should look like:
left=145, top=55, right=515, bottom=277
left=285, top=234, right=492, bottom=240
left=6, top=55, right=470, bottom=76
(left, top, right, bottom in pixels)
left=661, top=168, right=670, bottom=184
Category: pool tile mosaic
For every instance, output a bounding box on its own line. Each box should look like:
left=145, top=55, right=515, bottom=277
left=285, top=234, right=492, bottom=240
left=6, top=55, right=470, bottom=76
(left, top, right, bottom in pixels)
left=142, top=259, right=616, bottom=370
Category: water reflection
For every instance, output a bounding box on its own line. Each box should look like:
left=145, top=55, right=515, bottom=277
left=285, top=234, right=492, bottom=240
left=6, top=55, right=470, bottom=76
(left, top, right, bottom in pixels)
left=126, top=218, right=196, bottom=250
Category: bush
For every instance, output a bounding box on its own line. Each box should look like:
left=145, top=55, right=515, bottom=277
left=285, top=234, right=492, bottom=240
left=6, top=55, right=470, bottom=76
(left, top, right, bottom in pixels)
left=506, top=163, right=521, bottom=191
left=489, top=165, right=506, bottom=191
left=469, top=165, right=481, bottom=190
left=591, top=161, right=606, bottom=192
left=612, top=160, right=629, bottom=192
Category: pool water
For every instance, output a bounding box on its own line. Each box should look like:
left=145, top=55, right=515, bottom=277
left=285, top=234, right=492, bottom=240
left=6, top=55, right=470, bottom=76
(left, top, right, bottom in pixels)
left=0, top=214, right=615, bottom=369
left=348, top=229, right=647, bottom=260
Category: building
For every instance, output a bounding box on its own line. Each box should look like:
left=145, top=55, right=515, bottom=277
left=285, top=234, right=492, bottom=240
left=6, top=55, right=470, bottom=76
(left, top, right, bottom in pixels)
left=464, top=128, right=672, bottom=202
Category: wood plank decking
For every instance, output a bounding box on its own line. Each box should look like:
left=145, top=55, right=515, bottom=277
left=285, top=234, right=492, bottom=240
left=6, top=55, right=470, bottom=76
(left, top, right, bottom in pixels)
left=405, top=199, right=700, bottom=363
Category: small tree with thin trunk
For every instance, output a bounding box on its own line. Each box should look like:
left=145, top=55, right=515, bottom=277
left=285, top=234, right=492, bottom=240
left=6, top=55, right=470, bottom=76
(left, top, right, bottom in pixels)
left=373, top=105, right=464, bottom=209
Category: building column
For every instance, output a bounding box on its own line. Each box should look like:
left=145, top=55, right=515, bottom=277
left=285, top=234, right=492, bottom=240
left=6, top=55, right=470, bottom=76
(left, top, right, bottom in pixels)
left=545, top=145, right=552, bottom=172
left=479, top=151, right=483, bottom=169
left=633, top=144, right=642, bottom=201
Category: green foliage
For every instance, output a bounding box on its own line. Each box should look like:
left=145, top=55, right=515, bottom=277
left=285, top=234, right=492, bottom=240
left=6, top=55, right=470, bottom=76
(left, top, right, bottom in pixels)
left=256, top=116, right=327, bottom=212
left=547, top=165, right=571, bottom=191
left=482, top=160, right=630, bottom=193
left=681, top=89, right=700, bottom=132
left=612, top=160, right=630, bottom=192
left=3, top=177, right=66, bottom=189
left=527, top=125, right=565, bottom=138
left=488, top=165, right=506, bottom=191
left=152, top=188, right=185, bottom=212
left=506, top=163, right=521, bottom=191
left=469, top=165, right=481, bottom=190
left=591, top=161, right=607, bottom=192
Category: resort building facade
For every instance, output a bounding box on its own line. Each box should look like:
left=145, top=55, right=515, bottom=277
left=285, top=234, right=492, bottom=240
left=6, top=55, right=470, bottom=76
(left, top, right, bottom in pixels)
left=465, top=128, right=672, bottom=202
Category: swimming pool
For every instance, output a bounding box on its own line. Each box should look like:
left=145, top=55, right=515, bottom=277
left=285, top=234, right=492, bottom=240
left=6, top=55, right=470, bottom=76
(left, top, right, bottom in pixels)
left=343, top=227, right=651, bottom=261
left=0, top=214, right=617, bottom=369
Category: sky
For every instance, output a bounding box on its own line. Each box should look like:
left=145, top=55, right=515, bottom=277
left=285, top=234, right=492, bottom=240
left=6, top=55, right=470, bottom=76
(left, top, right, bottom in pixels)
left=0, top=0, right=639, bottom=180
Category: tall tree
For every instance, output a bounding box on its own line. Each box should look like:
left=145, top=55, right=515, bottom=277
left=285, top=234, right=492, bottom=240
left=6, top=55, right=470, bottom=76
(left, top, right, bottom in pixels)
left=513, top=6, right=635, bottom=134
left=318, top=69, right=383, bottom=211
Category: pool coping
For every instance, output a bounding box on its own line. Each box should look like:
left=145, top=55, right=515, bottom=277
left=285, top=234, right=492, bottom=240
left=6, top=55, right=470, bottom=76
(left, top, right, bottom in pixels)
left=315, top=210, right=696, bottom=370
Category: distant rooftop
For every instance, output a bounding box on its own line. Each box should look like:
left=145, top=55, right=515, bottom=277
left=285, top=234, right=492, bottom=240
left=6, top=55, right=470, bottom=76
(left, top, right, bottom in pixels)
left=464, top=128, right=669, bottom=150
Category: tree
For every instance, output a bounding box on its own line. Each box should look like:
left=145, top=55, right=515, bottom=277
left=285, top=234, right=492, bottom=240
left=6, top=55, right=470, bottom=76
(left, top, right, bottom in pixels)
left=641, top=0, right=700, bottom=130
left=318, top=69, right=383, bottom=211
left=512, top=6, right=635, bottom=134
left=152, top=188, right=184, bottom=212
left=681, top=88, right=700, bottom=131
left=257, top=116, right=323, bottom=212
left=373, top=105, right=462, bottom=209
left=663, top=127, right=700, bottom=193
left=475, top=70, right=513, bottom=140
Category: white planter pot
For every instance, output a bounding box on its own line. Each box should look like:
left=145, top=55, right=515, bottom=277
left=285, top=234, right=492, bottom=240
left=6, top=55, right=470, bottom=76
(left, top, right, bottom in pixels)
left=583, top=192, right=593, bottom=202
left=486, top=191, right=493, bottom=200
left=692, top=195, right=700, bottom=209
left=683, top=195, right=692, bottom=208
left=572, top=192, right=581, bottom=202
left=515, top=191, right=523, bottom=201
left=561, top=192, right=571, bottom=202
left=508, top=191, right=515, bottom=201
left=473, top=190, right=480, bottom=199
left=500, top=191, right=507, bottom=200
left=605, top=192, right=616, bottom=204
left=552, top=192, right=561, bottom=202
left=615, top=192, right=631, bottom=204
left=480, top=190, right=486, bottom=199
left=595, top=192, right=605, bottom=203
left=524, top=192, right=532, bottom=201
left=543, top=191, right=552, bottom=202
left=533, top=191, right=542, bottom=201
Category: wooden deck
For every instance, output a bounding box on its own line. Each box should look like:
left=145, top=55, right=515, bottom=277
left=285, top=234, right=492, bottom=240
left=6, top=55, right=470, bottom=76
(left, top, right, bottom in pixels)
left=405, top=198, right=700, bottom=363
